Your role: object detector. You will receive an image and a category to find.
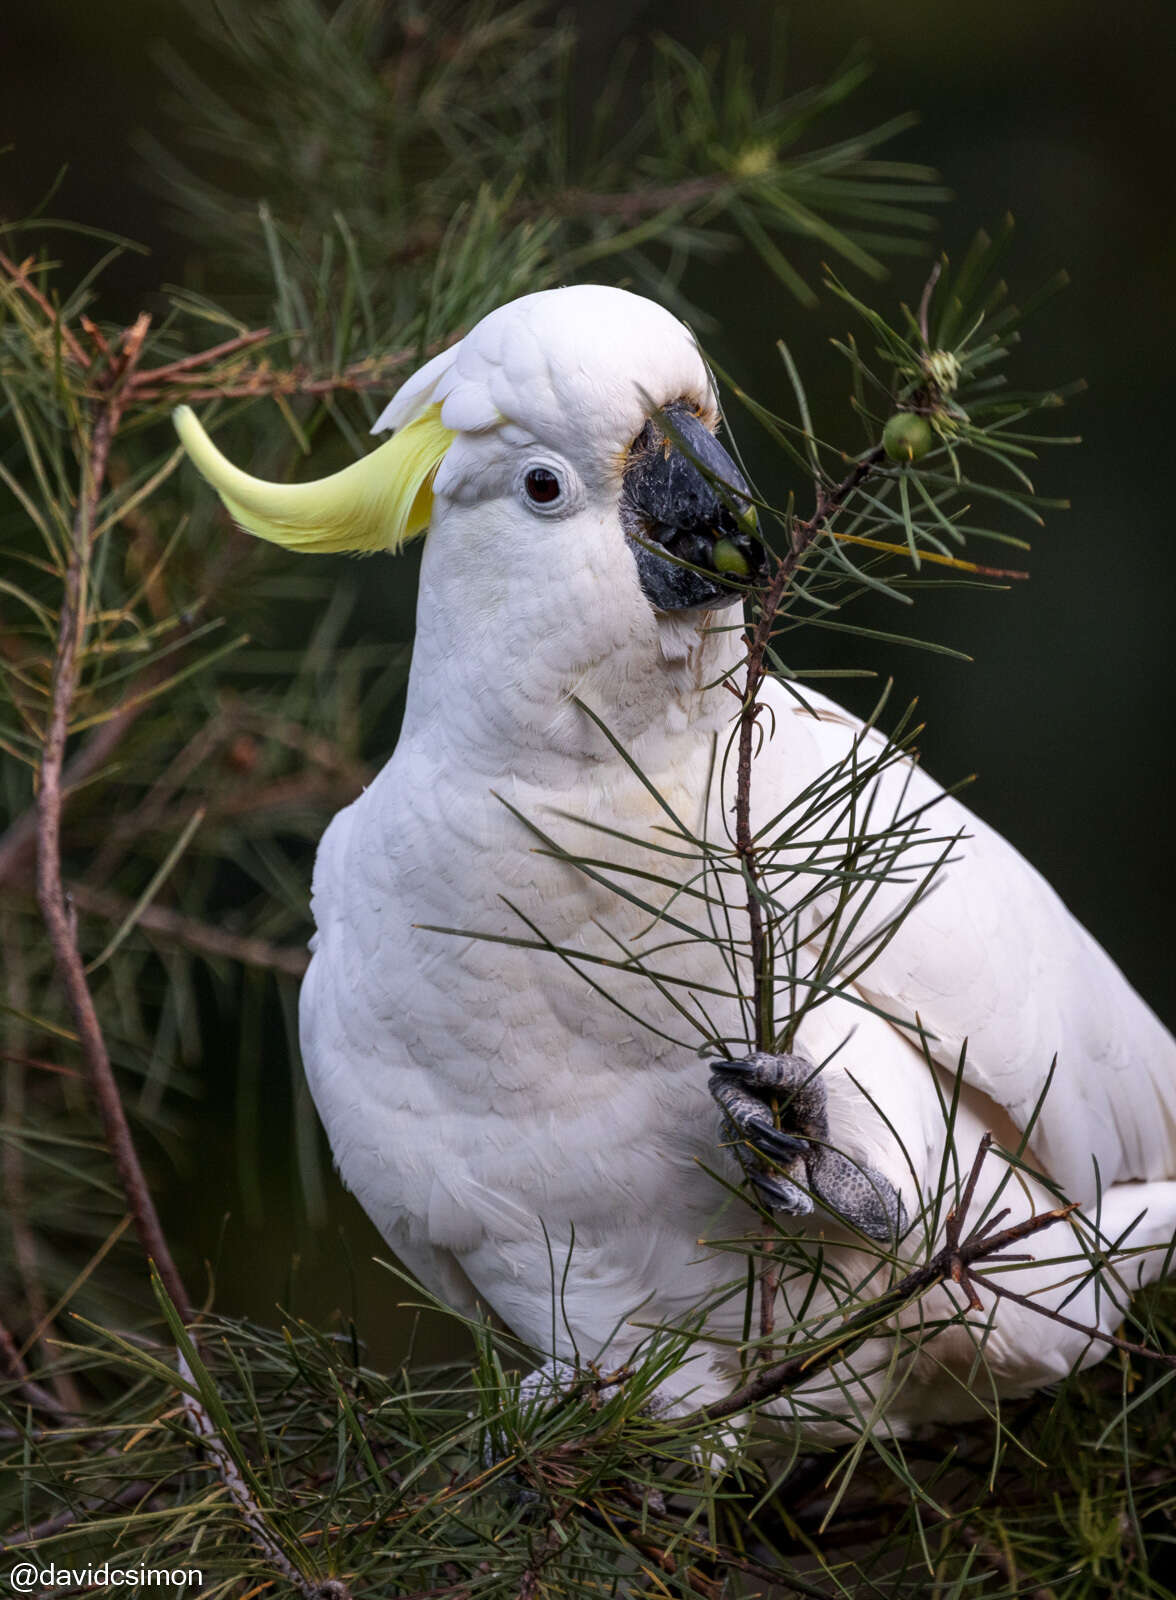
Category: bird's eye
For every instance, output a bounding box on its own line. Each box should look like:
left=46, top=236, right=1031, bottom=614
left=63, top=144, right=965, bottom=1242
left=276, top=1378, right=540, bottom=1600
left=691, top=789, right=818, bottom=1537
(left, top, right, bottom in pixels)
left=524, top=467, right=562, bottom=505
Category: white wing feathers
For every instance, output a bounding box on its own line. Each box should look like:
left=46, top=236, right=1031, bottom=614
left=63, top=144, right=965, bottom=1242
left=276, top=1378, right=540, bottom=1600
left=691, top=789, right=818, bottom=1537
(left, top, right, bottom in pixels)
left=760, top=678, right=1176, bottom=1202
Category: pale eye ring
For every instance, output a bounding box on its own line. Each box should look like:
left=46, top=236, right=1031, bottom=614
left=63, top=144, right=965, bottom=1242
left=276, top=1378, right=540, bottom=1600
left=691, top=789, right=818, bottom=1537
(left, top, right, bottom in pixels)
left=524, top=467, right=562, bottom=505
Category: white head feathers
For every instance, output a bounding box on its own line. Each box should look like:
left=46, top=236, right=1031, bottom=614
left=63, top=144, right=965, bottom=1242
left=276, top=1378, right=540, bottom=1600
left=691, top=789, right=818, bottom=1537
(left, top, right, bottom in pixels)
left=174, top=285, right=714, bottom=555
left=373, top=286, right=714, bottom=463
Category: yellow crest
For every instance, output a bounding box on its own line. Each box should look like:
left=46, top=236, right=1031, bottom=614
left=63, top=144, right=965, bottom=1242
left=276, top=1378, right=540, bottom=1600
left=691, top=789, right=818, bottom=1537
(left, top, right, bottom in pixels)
left=173, top=404, right=455, bottom=554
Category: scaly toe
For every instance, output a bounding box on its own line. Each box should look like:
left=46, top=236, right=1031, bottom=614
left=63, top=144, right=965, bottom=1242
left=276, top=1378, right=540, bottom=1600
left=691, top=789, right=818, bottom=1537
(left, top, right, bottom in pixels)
left=721, top=1052, right=818, bottom=1093
left=752, top=1170, right=814, bottom=1216
left=808, top=1149, right=908, bottom=1243
left=709, top=1069, right=810, bottom=1165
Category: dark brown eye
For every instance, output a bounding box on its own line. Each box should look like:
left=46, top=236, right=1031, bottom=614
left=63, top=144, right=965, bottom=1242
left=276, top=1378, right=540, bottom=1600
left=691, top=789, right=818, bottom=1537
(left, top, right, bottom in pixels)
left=524, top=467, right=561, bottom=504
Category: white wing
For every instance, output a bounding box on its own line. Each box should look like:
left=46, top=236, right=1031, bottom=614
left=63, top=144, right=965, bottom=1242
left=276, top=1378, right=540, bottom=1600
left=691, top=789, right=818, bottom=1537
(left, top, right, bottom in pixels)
left=758, top=677, right=1176, bottom=1202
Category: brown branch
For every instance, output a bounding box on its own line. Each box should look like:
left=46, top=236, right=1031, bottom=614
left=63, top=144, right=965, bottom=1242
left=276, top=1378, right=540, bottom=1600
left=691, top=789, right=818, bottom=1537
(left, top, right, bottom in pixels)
left=128, top=346, right=423, bottom=404
left=0, top=691, right=150, bottom=889
left=734, top=443, right=887, bottom=1334
left=78, top=316, right=111, bottom=363
left=687, top=1137, right=1078, bottom=1429
left=178, top=1352, right=351, bottom=1600
left=735, top=442, right=888, bottom=1053
left=978, top=1270, right=1176, bottom=1368
left=758, top=1250, right=780, bottom=1343
left=943, top=1131, right=994, bottom=1310
left=66, top=881, right=309, bottom=978
left=0, top=1313, right=69, bottom=1419
left=33, top=314, right=194, bottom=1326
left=129, top=328, right=273, bottom=387
left=0, top=251, right=90, bottom=368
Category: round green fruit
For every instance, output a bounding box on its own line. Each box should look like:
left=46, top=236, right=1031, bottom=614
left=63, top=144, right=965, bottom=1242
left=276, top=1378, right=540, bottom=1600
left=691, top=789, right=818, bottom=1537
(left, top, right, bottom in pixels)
left=882, top=412, right=935, bottom=463
left=711, top=537, right=752, bottom=576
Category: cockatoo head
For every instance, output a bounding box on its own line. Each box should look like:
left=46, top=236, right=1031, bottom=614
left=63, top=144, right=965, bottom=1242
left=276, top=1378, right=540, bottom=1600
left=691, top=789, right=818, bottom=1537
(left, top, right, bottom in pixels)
left=175, top=286, right=759, bottom=646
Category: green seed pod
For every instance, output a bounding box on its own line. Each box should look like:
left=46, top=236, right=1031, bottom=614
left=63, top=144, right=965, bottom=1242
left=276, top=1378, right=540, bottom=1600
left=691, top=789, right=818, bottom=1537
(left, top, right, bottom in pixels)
left=712, top=537, right=752, bottom=576
left=882, top=412, right=935, bottom=463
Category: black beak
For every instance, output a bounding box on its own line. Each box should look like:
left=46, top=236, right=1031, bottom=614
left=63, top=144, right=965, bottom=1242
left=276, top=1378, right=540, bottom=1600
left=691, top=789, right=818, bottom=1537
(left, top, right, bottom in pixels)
left=620, top=401, right=762, bottom=612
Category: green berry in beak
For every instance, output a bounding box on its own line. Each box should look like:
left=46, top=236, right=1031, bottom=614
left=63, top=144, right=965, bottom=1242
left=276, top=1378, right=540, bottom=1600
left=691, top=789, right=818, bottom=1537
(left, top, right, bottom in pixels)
left=712, top=537, right=752, bottom=576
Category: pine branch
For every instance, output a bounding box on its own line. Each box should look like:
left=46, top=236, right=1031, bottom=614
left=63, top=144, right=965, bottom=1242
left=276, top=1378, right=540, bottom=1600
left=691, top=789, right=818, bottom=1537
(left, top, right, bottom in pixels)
left=387, top=174, right=733, bottom=265
left=33, top=312, right=195, bottom=1328
left=0, top=1315, right=69, bottom=1421
left=0, top=249, right=90, bottom=369
left=65, top=881, right=309, bottom=977
left=688, top=1137, right=1080, bottom=1428
left=735, top=440, right=889, bottom=1055
left=177, top=1351, right=352, bottom=1600
left=0, top=674, right=159, bottom=889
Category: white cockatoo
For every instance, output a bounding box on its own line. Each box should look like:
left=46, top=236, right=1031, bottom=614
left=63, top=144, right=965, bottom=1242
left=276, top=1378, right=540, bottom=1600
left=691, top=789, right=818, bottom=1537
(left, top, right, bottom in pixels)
left=175, top=285, right=1176, bottom=1439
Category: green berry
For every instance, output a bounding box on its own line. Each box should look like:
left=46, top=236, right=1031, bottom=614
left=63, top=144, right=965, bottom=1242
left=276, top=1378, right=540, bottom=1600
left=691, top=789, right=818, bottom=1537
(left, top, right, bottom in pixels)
left=712, top=537, right=751, bottom=576
left=882, top=412, right=935, bottom=463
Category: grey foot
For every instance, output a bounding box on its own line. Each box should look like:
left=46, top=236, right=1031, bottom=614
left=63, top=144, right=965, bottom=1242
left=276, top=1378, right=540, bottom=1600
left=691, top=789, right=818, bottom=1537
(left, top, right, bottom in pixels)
left=709, top=1051, right=907, bottom=1243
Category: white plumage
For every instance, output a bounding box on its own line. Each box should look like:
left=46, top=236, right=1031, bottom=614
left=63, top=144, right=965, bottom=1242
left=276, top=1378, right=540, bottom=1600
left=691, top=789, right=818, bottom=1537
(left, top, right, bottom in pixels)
left=180, top=286, right=1176, bottom=1437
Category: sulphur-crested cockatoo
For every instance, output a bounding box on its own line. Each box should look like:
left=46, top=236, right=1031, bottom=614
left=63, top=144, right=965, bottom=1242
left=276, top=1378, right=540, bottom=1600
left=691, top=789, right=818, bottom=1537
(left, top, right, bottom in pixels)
left=176, top=285, right=1176, bottom=1438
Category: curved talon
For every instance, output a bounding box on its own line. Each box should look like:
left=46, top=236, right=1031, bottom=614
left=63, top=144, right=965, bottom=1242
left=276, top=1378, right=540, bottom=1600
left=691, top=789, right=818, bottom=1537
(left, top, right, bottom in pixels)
left=709, top=1051, right=908, bottom=1243
left=752, top=1170, right=814, bottom=1216
left=709, top=1067, right=809, bottom=1165
left=755, top=1124, right=811, bottom=1163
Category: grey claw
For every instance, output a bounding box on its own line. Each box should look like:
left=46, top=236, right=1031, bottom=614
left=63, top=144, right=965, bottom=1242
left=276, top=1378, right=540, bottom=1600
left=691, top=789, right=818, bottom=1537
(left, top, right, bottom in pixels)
left=709, top=1069, right=809, bottom=1166
left=710, top=1051, right=824, bottom=1172
left=752, top=1171, right=814, bottom=1217
left=755, top=1123, right=811, bottom=1162
left=719, top=1057, right=770, bottom=1079
left=710, top=1052, right=907, bottom=1243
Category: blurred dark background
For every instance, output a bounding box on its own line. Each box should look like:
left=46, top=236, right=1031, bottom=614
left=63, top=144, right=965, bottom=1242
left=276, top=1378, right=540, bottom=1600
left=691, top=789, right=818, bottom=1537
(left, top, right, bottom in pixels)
left=3, top=0, right=1172, bottom=1361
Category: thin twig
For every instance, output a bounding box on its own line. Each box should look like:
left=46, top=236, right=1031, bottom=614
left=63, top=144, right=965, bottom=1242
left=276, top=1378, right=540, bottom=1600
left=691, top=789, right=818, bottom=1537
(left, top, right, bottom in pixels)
left=130, top=327, right=273, bottom=386
left=33, top=314, right=194, bottom=1325
left=759, top=1252, right=780, bottom=1343
left=66, top=881, right=309, bottom=977
left=178, top=1353, right=351, bottom=1600
left=0, top=251, right=90, bottom=368
left=735, top=442, right=889, bottom=1052
left=978, top=1271, right=1176, bottom=1367
left=734, top=443, right=887, bottom=1336
left=0, top=696, right=148, bottom=888
left=944, top=1131, right=992, bottom=1310
left=0, top=1314, right=69, bottom=1420
left=917, top=259, right=942, bottom=350
left=128, top=348, right=423, bottom=403
left=689, top=1137, right=1079, bottom=1428
left=0, top=1479, right=155, bottom=1551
